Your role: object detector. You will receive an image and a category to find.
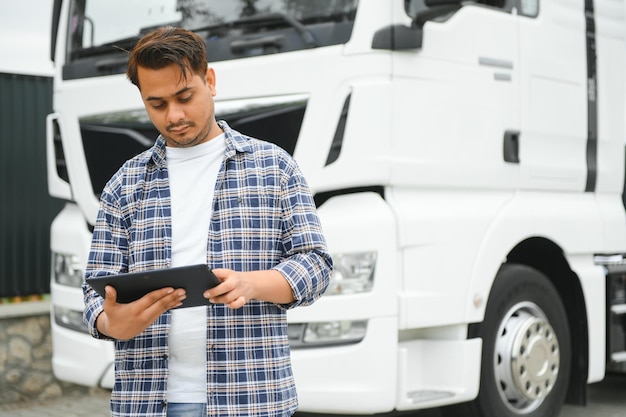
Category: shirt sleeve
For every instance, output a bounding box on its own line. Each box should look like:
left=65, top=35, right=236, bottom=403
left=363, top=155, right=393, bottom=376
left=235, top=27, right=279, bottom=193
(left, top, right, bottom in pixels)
left=82, top=180, right=129, bottom=340
left=272, top=160, right=333, bottom=309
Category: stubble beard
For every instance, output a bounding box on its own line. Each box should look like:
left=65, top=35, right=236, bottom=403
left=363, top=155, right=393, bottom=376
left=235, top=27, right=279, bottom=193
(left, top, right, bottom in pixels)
left=164, top=119, right=212, bottom=148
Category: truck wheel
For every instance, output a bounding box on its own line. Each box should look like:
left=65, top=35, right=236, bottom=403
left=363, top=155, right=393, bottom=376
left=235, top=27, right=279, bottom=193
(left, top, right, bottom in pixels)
left=444, top=263, right=571, bottom=417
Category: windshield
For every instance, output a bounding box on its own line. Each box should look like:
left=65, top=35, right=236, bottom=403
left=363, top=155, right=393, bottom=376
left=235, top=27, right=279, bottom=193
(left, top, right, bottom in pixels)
left=64, top=0, right=358, bottom=79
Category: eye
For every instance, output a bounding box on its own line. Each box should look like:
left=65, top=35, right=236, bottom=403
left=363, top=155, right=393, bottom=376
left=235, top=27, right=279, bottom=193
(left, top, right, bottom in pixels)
left=150, top=101, right=166, bottom=110
left=179, top=94, right=192, bottom=103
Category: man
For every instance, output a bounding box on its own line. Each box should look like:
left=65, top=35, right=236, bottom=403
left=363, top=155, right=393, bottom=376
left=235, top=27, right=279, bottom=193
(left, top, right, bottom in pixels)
left=83, top=26, right=332, bottom=417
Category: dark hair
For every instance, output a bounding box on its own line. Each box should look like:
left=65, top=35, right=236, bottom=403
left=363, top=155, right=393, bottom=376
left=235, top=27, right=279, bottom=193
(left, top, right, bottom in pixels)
left=126, top=26, right=208, bottom=88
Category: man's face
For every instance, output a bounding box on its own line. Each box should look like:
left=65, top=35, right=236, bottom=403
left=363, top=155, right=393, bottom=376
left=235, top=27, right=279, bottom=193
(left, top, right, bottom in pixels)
left=137, top=63, right=222, bottom=147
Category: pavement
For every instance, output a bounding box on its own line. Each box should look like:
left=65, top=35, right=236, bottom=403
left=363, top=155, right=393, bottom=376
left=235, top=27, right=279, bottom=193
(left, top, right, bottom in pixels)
left=0, top=388, right=111, bottom=417
left=2, top=375, right=626, bottom=417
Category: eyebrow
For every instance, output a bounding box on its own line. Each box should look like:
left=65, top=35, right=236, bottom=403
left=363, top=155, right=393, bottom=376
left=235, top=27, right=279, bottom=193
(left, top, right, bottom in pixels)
left=145, top=86, right=193, bottom=102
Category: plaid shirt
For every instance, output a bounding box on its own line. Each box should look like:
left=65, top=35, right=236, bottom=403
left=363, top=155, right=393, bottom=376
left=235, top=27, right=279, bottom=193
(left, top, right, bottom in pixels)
left=83, top=121, right=332, bottom=417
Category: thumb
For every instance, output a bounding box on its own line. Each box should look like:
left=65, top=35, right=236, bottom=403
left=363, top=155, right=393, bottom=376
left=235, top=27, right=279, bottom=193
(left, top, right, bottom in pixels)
left=211, top=268, right=229, bottom=282
left=104, top=285, right=117, bottom=303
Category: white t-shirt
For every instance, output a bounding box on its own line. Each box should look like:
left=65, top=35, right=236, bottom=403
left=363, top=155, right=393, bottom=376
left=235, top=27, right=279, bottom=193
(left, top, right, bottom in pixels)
left=165, top=134, right=225, bottom=403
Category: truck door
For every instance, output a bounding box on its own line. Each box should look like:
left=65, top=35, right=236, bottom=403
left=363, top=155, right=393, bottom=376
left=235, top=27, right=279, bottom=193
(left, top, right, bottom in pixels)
left=390, top=1, right=521, bottom=191
left=517, top=0, right=589, bottom=191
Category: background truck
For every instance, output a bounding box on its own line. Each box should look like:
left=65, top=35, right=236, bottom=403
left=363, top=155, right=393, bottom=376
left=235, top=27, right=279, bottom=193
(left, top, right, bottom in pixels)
left=47, top=1, right=626, bottom=416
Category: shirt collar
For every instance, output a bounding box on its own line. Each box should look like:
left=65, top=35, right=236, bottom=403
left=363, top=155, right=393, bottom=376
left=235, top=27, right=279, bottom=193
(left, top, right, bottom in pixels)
left=149, top=120, right=253, bottom=168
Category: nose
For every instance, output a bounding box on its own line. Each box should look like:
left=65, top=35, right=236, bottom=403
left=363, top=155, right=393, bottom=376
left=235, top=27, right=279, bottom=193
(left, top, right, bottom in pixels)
left=167, top=103, right=185, bottom=125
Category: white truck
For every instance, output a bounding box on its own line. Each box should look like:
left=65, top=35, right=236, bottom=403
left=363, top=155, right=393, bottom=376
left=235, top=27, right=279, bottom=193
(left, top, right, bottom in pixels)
left=47, top=1, right=626, bottom=416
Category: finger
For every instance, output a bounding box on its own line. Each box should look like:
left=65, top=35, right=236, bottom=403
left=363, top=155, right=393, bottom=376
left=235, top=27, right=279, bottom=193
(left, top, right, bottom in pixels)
left=210, top=288, right=245, bottom=307
left=104, top=285, right=117, bottom=303
left=128, top=291, right=186, bottom=337
left=160, top=290, right=186, bottom=310
left=211, top=268, right=229, bottom=282
left=227, top=296, right=246, bottom=309
left=142, top=287, right=186, bottom=312
left=204, top=281, right=231, bottom=300
left=142, top=287, right=183, bottom=304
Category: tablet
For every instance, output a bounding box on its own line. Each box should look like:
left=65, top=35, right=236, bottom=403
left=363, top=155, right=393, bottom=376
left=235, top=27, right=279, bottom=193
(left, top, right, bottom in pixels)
left=86, top=264, right=221, bottom=308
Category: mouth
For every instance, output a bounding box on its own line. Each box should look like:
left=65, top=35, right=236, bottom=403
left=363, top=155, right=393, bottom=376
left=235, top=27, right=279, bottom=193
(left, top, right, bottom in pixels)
left=167, top=123, right=193, bottom=135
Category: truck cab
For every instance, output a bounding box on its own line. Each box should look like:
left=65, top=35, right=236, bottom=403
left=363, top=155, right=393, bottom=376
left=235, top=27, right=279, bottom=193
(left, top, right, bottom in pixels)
left=48, top=1, right=626, bottom=416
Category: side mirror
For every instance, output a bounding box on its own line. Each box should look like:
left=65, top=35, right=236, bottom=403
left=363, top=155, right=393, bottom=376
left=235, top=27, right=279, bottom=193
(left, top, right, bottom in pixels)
left=372, top=1, right=463, bottom=50
left=413, top=4, right=463, bottom=28
left=372, top=24, right=423, bottom=50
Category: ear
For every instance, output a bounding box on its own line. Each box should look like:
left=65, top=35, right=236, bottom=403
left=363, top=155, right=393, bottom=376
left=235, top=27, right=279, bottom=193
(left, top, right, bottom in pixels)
left=206, top=66, right=217, bottom=96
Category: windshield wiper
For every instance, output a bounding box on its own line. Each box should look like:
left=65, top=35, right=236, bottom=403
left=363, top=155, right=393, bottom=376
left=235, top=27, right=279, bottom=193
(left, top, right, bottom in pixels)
left=194, top=13, right=318, bottom=48
left=71, top=35, right=138, bottom=60
left=255, top=13, right=318, bottom=47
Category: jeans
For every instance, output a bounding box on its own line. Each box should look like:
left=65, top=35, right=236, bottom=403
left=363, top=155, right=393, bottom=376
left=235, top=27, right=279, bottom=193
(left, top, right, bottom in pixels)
left=166, top=403, right=206, bottom=417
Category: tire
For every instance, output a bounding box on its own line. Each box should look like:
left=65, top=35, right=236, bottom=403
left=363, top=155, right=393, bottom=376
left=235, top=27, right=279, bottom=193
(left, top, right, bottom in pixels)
left=444, top=263, right=571, bottom=417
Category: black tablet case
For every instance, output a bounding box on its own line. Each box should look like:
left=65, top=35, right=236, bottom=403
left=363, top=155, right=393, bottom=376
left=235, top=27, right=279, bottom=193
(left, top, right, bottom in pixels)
left=86, top=264, right=220, bottom=308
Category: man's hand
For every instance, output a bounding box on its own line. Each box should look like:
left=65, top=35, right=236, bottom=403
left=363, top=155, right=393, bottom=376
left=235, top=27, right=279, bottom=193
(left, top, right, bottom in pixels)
left=96, top=285, right=186, bottom=340
left=203, top=269, right=294, bottom=309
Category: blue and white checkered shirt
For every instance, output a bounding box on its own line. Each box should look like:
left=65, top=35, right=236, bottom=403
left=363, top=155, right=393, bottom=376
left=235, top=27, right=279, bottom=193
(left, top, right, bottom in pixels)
left=83, top=121, right=332, bottom=417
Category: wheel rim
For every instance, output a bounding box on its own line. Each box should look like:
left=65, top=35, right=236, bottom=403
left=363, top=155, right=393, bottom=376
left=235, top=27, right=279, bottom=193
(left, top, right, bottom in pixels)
left=494, top=301, right=560, bottom=414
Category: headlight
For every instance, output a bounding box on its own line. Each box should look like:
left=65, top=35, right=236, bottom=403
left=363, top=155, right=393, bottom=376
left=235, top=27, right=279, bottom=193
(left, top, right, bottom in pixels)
left=52, top=252, right=83, bottom=287
left=289, top=320, right=367, bottom=348
left=53, top=306, right=88, bottom=334
left=326, top=251, right=376, bottom=295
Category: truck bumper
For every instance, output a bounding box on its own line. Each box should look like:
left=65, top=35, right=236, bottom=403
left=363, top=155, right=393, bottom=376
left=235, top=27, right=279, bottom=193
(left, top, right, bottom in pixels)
left=50, top=316, right=114, bottom=388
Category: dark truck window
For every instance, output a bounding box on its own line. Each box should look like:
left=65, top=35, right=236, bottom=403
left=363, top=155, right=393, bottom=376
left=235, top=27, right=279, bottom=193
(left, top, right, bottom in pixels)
left=64, top=0, right=359, bottom=80
left=81, top=97, right=307, bottom=196
left=404, top=0, right=525, bottom=19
